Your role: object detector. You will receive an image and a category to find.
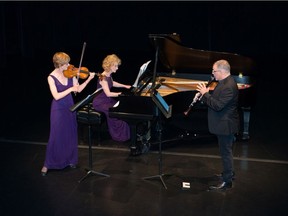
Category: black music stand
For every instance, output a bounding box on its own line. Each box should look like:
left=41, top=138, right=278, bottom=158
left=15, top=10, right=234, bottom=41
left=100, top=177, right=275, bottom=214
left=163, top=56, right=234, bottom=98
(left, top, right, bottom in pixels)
left=143, top=90, right=172, bottom=189
left=78, top=118, right=110, bottom=183
left=70, top=88, right=110, bottom=183
left=142, top=37, right=173, bottom=189
left=70, top=87, right=103, bottom=112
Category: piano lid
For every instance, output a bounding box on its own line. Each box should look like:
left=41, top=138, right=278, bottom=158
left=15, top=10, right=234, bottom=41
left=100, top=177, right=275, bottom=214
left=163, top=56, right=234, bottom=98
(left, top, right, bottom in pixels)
left=149, top=33, right=255, bottom=76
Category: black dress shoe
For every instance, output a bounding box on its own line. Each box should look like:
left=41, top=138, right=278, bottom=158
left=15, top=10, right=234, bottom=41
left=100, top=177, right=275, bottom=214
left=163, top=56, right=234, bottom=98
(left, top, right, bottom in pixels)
left=41, top=171, right=47, bottom=177
left=69, top=164, right=77, bottom=169
left=130, top=146, right=142, bottom=156
left=208, top=181, right=232, bottom=191
left=141, top=142, right=151, bottom=154
left=41, top=167, right=48, bottom=176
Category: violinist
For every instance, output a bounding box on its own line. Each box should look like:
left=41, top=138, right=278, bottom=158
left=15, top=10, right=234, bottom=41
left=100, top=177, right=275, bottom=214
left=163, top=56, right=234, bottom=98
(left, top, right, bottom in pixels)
left=92, top=54, right=131, bottom=142
left=41, top=52, right=95, bottom=176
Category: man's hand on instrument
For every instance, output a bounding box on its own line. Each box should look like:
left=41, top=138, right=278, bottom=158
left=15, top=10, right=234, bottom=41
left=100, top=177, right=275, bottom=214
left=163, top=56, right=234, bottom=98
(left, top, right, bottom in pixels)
left=196, top=82, right=210, bottom=95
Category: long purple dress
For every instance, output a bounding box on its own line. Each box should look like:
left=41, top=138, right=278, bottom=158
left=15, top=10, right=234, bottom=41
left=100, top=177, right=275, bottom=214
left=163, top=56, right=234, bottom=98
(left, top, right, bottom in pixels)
left=44, top=75, right=78, bottom=169
left=92, top=76, right=130, bottom=142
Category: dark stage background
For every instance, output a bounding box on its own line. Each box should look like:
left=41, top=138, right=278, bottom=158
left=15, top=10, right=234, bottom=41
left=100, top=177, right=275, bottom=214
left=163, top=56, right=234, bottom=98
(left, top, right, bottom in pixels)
left=0, top=1, right=287, bottom=145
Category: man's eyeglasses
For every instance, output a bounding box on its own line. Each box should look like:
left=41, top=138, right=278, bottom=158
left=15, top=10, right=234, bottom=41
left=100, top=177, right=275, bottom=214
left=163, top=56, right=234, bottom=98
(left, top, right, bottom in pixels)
left=212, top=69, right=221, bottom=73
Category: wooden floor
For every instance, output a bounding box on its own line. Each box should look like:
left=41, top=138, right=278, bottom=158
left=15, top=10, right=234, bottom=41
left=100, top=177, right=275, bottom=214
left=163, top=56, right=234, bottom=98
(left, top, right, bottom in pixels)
left=1, top=123, right=288, bottom=216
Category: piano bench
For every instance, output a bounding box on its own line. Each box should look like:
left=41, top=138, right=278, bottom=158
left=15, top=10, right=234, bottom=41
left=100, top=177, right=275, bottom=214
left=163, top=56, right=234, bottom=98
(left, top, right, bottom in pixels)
left=77, top=103, right=106, bottom=146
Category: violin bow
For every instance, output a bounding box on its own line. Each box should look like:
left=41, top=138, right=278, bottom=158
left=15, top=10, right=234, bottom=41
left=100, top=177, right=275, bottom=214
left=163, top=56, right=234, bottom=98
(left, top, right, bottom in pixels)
left=77, top=42, right=87, bottom=81
left=75, top=42, right=87, bottom=95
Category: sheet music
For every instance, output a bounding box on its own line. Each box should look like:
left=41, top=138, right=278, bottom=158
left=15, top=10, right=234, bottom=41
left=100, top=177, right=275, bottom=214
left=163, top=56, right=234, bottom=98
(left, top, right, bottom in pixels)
left=113, top=101, right=120, bottom=107
left=132, top=60, right=152, bottom=88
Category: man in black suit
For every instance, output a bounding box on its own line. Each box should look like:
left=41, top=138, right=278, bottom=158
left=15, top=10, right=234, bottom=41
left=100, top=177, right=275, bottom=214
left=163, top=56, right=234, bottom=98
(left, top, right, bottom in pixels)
left=197, top=59, right=239, bottom=191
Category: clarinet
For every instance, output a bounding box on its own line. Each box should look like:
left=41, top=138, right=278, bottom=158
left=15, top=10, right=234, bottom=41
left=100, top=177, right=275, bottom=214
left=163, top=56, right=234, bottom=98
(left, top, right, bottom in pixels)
left=183, top=77, right=215, bottom=116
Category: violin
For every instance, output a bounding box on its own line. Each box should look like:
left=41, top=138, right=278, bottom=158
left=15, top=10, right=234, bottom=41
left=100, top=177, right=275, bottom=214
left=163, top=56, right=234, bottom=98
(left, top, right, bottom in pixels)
left=63, top=64, right=90, bottom=79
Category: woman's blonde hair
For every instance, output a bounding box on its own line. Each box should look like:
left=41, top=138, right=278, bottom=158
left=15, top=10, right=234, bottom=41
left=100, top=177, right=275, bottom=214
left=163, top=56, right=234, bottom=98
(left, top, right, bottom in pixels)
left=102, top=54, right=121, bottom=71
left=53, top=52, right=70, bottom=68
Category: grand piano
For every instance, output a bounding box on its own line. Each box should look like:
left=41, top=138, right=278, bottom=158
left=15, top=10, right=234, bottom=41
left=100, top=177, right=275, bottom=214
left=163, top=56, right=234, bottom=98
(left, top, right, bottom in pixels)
left=109, top=33, right=256, bottom=153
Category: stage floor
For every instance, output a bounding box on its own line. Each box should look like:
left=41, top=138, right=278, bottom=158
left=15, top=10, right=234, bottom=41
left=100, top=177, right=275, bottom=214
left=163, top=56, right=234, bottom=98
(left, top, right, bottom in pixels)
left=1, top=127, right=288, bottom=216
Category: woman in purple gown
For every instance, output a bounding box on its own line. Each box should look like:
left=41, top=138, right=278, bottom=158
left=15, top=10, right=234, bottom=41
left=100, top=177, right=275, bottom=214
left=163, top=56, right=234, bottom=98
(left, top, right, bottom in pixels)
left=93, top=54, right=131, bottom=142
left=41, top=52, right=95, bottom=176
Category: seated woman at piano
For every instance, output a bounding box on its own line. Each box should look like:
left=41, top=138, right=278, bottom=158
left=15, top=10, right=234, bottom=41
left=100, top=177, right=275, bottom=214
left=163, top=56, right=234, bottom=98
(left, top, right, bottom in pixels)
left=92, top=54, right=131, bottom=142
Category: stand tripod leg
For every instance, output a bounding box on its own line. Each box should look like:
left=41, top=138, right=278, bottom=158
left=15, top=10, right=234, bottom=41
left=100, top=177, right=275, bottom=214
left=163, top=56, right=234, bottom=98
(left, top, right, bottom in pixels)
left=79, top=169, right=110, bottom=183
left=143, top=116, right=170, bottom=189
left=143, top=174, right=168, bottom=189
left=78, top=124, right=110, bottom=183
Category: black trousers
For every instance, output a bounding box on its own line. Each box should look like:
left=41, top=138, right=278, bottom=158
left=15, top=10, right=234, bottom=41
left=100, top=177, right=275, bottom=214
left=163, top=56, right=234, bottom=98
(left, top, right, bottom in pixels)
left=217, top=134, right=235, bottom=182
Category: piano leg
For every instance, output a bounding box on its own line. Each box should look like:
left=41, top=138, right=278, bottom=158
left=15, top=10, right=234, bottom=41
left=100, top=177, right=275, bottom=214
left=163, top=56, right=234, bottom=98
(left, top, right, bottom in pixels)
left=239, top=107, right=251, bottom=140
left=128, top=121, right=145, bottom=156
left=129, top=121, right=151, bottom=156
left=129, top=124, right=140, bottom=155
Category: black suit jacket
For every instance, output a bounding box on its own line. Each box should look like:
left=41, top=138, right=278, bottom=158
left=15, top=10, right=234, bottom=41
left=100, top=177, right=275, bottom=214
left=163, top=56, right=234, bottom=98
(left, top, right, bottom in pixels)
left=202, top=75, right=239, bottom=136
